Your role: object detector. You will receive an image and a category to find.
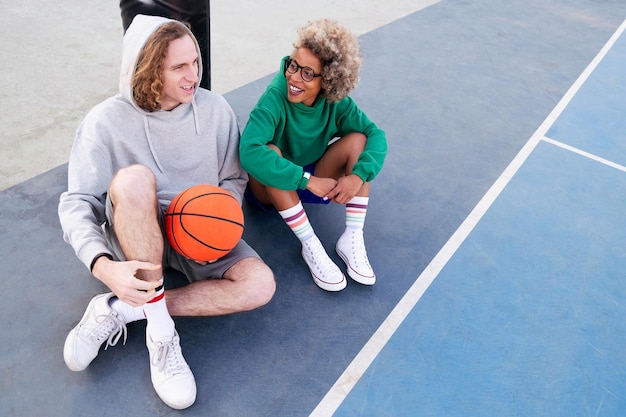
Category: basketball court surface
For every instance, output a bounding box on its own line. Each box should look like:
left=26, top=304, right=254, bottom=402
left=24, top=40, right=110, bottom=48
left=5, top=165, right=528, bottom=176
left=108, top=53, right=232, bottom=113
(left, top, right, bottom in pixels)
left=2, top=1, right=626, bottom=416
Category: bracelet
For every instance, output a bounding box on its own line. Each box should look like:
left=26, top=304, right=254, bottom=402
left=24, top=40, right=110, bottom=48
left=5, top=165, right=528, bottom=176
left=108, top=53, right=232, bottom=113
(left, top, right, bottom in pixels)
left=90, top=253, right=113, bottom=272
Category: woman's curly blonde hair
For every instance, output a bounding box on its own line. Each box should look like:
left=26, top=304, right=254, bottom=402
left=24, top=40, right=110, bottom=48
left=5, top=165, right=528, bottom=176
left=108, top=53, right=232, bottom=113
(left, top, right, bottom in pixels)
left=293, top=19, right=362, bottom=103
left=133, top=22, right=194, bottom=112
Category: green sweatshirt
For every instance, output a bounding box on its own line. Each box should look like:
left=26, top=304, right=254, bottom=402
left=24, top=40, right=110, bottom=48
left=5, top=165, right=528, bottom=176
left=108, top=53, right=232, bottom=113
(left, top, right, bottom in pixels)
left=240, top=57, right=387, bottom=191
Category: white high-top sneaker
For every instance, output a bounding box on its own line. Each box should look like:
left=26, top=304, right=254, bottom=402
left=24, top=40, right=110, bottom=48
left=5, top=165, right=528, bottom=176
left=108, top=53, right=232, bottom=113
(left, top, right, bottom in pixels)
left=302, top=235, right=347, bottom=291
left=336, top=229, right=376, bottom=285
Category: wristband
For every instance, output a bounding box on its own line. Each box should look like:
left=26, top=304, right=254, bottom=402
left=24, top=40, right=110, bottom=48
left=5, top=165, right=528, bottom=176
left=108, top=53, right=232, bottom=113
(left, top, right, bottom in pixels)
left=298, top=171, right=312, bottom=189
left=90, top=253, right=113, bottom=272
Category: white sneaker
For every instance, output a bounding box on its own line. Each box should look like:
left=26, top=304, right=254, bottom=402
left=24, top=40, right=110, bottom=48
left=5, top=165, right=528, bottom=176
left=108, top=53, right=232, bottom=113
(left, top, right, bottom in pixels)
left=63, top=292, right=127, bottom=371
left=146, top=330, right=196, bottom=410
left=336, top=229, right=376, bottom=285
left=302, top=236, right=346, bottom=291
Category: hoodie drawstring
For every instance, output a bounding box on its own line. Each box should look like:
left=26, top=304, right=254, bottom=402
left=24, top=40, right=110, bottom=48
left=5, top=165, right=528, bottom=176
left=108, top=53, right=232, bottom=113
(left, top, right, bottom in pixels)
left=143, top=115, right=165, bottom=173
left=191, top=101, right=201, bottom=135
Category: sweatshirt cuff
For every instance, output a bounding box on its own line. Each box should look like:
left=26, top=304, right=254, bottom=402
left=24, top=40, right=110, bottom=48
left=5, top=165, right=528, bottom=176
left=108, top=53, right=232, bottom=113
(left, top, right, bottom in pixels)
left=297, top=171, right=311, bottom=190
left=90, top=253, right=113, bottom=272
left=79, top=243, right=113, bottom=272
left=351, top=168, right=370, bottom=185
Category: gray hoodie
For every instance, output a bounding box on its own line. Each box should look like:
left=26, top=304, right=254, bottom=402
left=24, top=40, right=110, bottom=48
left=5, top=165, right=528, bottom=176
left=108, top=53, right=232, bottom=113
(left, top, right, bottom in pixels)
left=58, top=15, right=246, bottom=271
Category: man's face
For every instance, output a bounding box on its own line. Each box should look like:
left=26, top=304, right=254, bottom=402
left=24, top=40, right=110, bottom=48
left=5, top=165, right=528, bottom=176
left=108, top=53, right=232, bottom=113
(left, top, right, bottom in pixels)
left=160, top=34, right=199, bottom=111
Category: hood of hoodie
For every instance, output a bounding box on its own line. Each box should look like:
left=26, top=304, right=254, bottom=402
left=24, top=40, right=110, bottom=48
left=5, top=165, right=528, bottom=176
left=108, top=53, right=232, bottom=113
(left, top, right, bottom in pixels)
left=117, top=14, right=203, bottom=172
left=118, top=14, right=203, bottom=112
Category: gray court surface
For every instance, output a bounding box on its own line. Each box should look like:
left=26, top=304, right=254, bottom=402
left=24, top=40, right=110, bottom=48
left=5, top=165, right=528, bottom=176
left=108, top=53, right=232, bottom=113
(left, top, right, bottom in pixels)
left=2, top=1, right=626, bottom=416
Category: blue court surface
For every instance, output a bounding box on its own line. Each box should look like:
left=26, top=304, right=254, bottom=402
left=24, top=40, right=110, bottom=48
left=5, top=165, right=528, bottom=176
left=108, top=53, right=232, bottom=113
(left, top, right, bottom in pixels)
left=2, top=1, right=626, bottom=417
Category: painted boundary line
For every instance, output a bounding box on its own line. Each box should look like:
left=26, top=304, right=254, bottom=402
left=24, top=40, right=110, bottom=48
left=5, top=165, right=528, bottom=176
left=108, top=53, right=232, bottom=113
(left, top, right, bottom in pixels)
left=310, top=18, right=626, bottom=417
left=542, top=136, right=626, bottom=173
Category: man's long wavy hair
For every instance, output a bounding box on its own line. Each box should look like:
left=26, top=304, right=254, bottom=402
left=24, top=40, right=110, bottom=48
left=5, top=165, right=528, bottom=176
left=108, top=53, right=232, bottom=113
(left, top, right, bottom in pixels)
left=133, top=22, right=195, bottom=112
left=293, top=19, right=362, bottom=103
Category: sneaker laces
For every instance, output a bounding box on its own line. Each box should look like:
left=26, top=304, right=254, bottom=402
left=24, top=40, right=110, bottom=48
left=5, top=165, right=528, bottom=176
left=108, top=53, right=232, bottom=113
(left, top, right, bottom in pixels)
left=303, top=238, right=337, bottom=277
left=151, top=337, right=186, bottom=376
left=346, top=230, right=372, bottom=269
left=91, top=312, right=127, bottom=350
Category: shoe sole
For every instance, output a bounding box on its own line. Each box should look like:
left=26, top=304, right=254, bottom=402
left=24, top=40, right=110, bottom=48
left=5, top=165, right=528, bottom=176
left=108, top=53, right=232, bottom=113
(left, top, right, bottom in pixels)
left=154, top=377, right=197, bottom=410
left=64, top=328, right=87, bottom=371
left=336, top=246, right=376, bottom=286
left=312, top=273, right=347, bottom=292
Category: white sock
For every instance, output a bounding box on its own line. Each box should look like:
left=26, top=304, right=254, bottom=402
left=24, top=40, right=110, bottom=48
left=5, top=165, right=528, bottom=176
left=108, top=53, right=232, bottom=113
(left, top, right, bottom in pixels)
left=142, top=280, right=176, bottom=341
left=110, top=298, right=145, bottom=324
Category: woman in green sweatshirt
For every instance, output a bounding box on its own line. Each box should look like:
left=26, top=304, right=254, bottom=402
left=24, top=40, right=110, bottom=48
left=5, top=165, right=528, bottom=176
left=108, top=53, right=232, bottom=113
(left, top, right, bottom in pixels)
left=240, top=19, right=388, bottom=292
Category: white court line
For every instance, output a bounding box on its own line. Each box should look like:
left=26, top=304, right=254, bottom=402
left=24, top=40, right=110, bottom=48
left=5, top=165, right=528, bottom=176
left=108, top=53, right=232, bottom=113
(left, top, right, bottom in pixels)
left=542, top=136, right=626, bottom=173
left=310, top=17, right=626, bottom=417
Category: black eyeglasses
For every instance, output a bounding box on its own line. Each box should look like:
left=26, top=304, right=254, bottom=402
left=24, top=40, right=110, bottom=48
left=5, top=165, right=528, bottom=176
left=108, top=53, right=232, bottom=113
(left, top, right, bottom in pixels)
left=284, top=58, right=322, bottom=82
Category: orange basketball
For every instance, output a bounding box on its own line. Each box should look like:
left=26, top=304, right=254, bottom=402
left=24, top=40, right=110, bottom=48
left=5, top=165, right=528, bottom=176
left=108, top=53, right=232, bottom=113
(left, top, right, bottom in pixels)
left=164, top=184, right=244, bottom=262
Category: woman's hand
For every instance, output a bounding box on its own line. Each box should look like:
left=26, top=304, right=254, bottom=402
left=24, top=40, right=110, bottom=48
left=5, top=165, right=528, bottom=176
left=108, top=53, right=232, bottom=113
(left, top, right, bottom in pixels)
left=306, top=175, right=338, bottom=199
left=307, top=174, right=364, bottom=204
left=325, top=174, right=364, bottom=204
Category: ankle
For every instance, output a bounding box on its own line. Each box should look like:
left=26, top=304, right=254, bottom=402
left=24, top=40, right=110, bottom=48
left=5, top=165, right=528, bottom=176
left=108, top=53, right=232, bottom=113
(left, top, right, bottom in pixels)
left=110, top=297, right=145, bottom=323
left=146, top=318, right=176, bottom=342
left=341, top=228, right=363, bottom=240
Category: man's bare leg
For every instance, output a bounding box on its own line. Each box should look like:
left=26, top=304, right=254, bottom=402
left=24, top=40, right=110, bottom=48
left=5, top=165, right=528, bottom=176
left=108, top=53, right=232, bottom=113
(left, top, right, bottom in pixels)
left=165, top=257, right=275, bottom=316
left=109, top=165, right=175, bottom=340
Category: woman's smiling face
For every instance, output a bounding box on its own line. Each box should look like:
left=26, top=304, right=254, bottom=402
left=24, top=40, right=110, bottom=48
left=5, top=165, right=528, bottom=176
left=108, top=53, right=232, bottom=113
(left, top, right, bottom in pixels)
left=285, top=48, right=323, bottom=107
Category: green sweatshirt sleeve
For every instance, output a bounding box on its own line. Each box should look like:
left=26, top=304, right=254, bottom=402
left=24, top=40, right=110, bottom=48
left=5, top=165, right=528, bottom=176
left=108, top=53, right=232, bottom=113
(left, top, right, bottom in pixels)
left=240, top=88, right=308, bottom=190
left=337, top=98, right=388, bottom=183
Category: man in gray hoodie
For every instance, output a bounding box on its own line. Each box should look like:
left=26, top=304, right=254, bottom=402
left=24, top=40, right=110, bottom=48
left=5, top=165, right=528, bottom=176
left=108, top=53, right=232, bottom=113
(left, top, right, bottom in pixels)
left=58, top=15, right=275, bottom=410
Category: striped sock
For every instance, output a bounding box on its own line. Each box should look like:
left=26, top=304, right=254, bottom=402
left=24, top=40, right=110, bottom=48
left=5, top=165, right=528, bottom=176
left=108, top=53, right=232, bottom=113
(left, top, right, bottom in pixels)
left=143, top=280, right=176, bottom=341
left=345, top=196, right=369, bottom=230
left=279, top=202, right=314, bottom=242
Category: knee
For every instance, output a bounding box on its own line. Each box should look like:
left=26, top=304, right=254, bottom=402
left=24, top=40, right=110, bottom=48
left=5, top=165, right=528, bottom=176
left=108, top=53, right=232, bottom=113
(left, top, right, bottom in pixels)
left=247, top=262, right=276, bottom=309
left=109, top=165, right=157, bottom=209
left=345, top=132, right=367, bottom=152
left=233, top=258, right=276, bottom=310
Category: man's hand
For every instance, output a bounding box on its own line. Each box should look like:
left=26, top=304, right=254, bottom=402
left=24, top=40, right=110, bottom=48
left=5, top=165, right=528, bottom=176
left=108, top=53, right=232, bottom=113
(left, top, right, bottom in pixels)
left=92, top=257, right=162, bottom=306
